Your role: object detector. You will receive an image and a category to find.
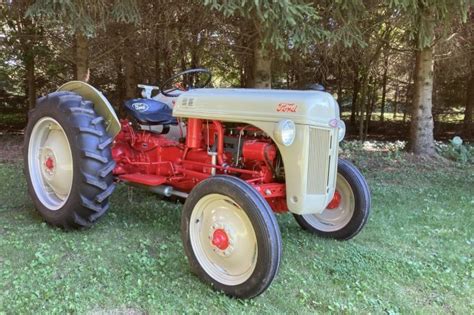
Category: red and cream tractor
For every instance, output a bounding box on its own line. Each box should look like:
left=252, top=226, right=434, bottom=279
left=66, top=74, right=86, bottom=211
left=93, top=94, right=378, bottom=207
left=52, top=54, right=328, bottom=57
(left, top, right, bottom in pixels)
left=24, top=69, right=370, bottom=298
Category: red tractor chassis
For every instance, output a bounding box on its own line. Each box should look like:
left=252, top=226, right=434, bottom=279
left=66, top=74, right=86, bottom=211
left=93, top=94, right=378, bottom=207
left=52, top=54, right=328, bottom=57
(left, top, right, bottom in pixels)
left=112, top=118, right=288, bottom=212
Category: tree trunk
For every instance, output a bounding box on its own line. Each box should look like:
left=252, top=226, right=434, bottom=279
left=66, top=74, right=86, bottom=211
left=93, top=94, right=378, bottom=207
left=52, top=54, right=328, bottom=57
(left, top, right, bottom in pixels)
left=24, top=52, right=36, bottom=110
left=337, top=55, right=343, bottom=113
left=350, top=72, right=360, bottom=126
left=252, top=35, right=271, bottom=89
left=380, top=55, right=388, bottom=122
left=241, top=50, right=253, bottom=88
left=358, top=73, right=369, bottom=140
left=74, top=32, right=89, bottom=82
left=293, top=52, right=305, bottom=89
left=364, top=77, right=376, bottom=138
left=393, top=84, right=399, bottom=119
left=123, top=33, right=136, bottom=99
left=180, top=55, right=187, bottom=72
left=240, top=64, right=246, bottom=88
left=403, top=80, right=412, bottom=124
left=190, top=28, right=201, bottom=70
left=286, top=70, right=290, bottom=89
left=464, top=53, right=474, bottom=138
left=113, top=53, right=126, bottom=116
left=237, top=22, right=252, bottom=88
left=17, top=16, right=36, bottom=110
left=409, top=46, right=436, bottom=155
left=249, top=19, right=272, bottom=89
left=154, top=29, right=162, bottom=85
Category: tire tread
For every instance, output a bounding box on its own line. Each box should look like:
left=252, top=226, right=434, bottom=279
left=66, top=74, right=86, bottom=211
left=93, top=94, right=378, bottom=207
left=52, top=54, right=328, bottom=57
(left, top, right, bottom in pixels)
left=23, top=91, right=116, bottom=230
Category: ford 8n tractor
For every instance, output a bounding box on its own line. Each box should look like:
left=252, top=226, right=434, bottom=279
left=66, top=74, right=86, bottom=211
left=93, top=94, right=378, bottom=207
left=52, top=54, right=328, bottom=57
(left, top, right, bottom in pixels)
left=24, top=69, right=370, bottom=298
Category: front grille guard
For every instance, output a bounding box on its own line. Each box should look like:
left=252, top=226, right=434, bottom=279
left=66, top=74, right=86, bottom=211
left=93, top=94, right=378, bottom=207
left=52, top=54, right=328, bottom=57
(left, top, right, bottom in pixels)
left=307, top=127, right=338, bottom=196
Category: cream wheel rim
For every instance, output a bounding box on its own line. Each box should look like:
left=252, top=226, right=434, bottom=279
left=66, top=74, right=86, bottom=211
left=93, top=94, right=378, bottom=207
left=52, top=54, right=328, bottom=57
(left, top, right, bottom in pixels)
left=28, top=117, right=73, bottom=210
left=302, top=174, right=355, bottom=232
left=189, top=193, right=258, bottom=285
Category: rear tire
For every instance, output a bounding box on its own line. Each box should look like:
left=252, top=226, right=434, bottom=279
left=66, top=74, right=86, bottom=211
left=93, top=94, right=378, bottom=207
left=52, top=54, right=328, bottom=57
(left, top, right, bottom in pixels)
left=181, top=176, right=282, bottom=298
left=294, top=159, right=370, bottom=240
left=24, top=91, right=116, bottom=229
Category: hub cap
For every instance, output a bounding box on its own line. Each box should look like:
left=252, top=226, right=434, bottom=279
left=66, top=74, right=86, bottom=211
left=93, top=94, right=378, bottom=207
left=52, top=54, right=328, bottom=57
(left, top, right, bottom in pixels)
left=45, top=156, right=54, bottom=171
left=302, top=174, right=355, bottom=231
left=28, top=117, right=73, bottom=210
left=189, top=194, right=258, bottom=285
left=326, top=190, right=342, bottom=209
left=211, top=229, right=230, bottom=250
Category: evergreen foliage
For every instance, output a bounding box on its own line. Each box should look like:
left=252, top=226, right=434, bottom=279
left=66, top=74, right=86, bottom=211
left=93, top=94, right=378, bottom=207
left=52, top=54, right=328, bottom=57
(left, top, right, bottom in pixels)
left=0, top=0, right=472, bottom=149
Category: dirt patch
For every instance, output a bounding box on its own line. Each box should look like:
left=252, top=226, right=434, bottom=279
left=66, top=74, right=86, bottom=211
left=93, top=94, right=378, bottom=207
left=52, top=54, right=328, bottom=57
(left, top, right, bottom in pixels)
left=400, top=152, right=456, bottom=169
left=0, top=133, right=24, bottom=163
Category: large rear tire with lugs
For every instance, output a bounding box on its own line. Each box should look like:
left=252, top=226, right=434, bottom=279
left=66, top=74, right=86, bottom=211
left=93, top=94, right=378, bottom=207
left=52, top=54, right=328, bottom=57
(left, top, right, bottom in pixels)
left=23, top=91, right=116, bottom=229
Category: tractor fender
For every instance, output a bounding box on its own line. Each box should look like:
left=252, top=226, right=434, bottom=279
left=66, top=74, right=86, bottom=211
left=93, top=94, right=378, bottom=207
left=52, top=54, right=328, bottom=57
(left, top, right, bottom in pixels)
left=57, top=81, right=121, bottom=137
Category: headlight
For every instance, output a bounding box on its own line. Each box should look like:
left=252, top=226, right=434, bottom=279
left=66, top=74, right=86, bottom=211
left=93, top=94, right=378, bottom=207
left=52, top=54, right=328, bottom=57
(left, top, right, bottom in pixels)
left=337, top=120, right=346, bottom=142
left=274, top=119, right=296, bottom=146
left=329, top=119, right=346, bottom=142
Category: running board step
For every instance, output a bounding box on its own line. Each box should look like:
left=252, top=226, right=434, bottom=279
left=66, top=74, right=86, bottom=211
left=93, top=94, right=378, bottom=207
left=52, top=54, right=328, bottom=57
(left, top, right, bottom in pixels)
left=119, top=173, right=166, bottom=186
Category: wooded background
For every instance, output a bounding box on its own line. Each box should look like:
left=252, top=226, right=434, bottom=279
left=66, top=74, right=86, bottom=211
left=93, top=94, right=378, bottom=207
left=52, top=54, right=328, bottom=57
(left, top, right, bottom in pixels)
left=1, top=0, right=473, bottom=155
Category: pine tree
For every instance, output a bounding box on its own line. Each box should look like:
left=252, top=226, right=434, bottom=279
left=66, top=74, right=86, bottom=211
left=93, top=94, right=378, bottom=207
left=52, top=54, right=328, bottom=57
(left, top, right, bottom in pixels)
left=27, top=0, right=140, bottom=82
left=204, top=0, right=364, bottom=88
left=390, top=0, right=471, bottom=155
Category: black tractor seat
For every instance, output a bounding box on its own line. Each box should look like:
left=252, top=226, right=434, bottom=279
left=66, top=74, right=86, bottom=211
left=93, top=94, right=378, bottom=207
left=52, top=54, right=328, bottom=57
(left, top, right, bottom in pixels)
left=124, top=98, right=178, bottom=125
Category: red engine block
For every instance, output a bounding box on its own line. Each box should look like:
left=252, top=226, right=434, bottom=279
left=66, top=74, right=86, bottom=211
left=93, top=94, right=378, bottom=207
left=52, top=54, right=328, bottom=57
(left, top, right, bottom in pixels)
left=112, top=119, right=287, bottom=212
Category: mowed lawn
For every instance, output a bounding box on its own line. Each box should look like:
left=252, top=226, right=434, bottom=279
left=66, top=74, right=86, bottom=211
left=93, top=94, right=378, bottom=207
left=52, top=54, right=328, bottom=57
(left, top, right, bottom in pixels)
left=0, top=152, right=472, bottom=313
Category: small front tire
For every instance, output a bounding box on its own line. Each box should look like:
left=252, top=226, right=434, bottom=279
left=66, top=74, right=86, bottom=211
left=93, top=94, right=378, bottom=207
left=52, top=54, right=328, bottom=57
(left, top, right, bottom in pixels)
left=294, top=159, right=371, bottom=240
left=181, top=176, right=282, bottom=298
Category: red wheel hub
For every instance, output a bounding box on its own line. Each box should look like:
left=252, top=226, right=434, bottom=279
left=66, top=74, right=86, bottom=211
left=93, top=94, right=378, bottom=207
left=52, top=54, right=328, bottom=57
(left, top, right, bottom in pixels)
left=45, top=157, right=54, bottom=170
left=211, top=229, right=229, bottom=250
left=327, top=190, right=341, bottom=209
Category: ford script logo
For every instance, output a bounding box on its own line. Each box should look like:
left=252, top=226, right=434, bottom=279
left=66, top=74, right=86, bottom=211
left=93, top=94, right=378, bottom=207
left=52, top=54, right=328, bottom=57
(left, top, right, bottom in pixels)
left=132, top=102, right=149, bottom=112
left=276, top=103, right=297, bottom=113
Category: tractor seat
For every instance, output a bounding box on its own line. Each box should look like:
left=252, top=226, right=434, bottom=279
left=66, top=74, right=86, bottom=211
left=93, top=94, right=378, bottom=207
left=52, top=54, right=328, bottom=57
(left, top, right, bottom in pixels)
left=124, top=99, right=178, bottom=125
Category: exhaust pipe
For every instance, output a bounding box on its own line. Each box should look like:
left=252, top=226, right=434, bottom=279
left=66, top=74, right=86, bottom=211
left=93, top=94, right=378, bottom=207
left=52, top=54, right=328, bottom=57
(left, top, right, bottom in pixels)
left=148, top=185, right=189, bottom=199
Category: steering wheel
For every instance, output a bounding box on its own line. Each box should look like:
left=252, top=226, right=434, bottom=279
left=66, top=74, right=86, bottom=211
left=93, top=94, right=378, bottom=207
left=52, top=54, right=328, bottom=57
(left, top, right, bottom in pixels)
left=160, top=68, right=212, bottom=97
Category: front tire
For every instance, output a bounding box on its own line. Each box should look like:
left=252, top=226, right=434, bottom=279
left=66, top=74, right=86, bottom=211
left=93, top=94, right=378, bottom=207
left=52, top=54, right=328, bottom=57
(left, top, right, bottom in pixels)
left=24, top=92, right=116, bottom=229
left=181, top=176, right=282, bottom=298
left=294, top=159, right=371, bottom=240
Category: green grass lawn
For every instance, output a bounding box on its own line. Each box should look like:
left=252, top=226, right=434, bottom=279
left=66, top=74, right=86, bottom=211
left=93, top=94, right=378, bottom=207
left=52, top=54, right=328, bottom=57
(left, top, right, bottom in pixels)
left=0, top=155, right=473, bottom=314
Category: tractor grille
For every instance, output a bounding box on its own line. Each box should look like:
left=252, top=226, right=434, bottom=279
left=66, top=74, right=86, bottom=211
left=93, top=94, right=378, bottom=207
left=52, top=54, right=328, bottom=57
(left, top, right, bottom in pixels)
left=307, top=128, right=334, bottom=195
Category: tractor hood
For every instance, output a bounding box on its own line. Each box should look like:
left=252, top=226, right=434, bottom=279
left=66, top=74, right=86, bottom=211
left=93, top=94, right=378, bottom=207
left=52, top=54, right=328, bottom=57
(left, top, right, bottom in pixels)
left=173, top=88, right=339, bottom=127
